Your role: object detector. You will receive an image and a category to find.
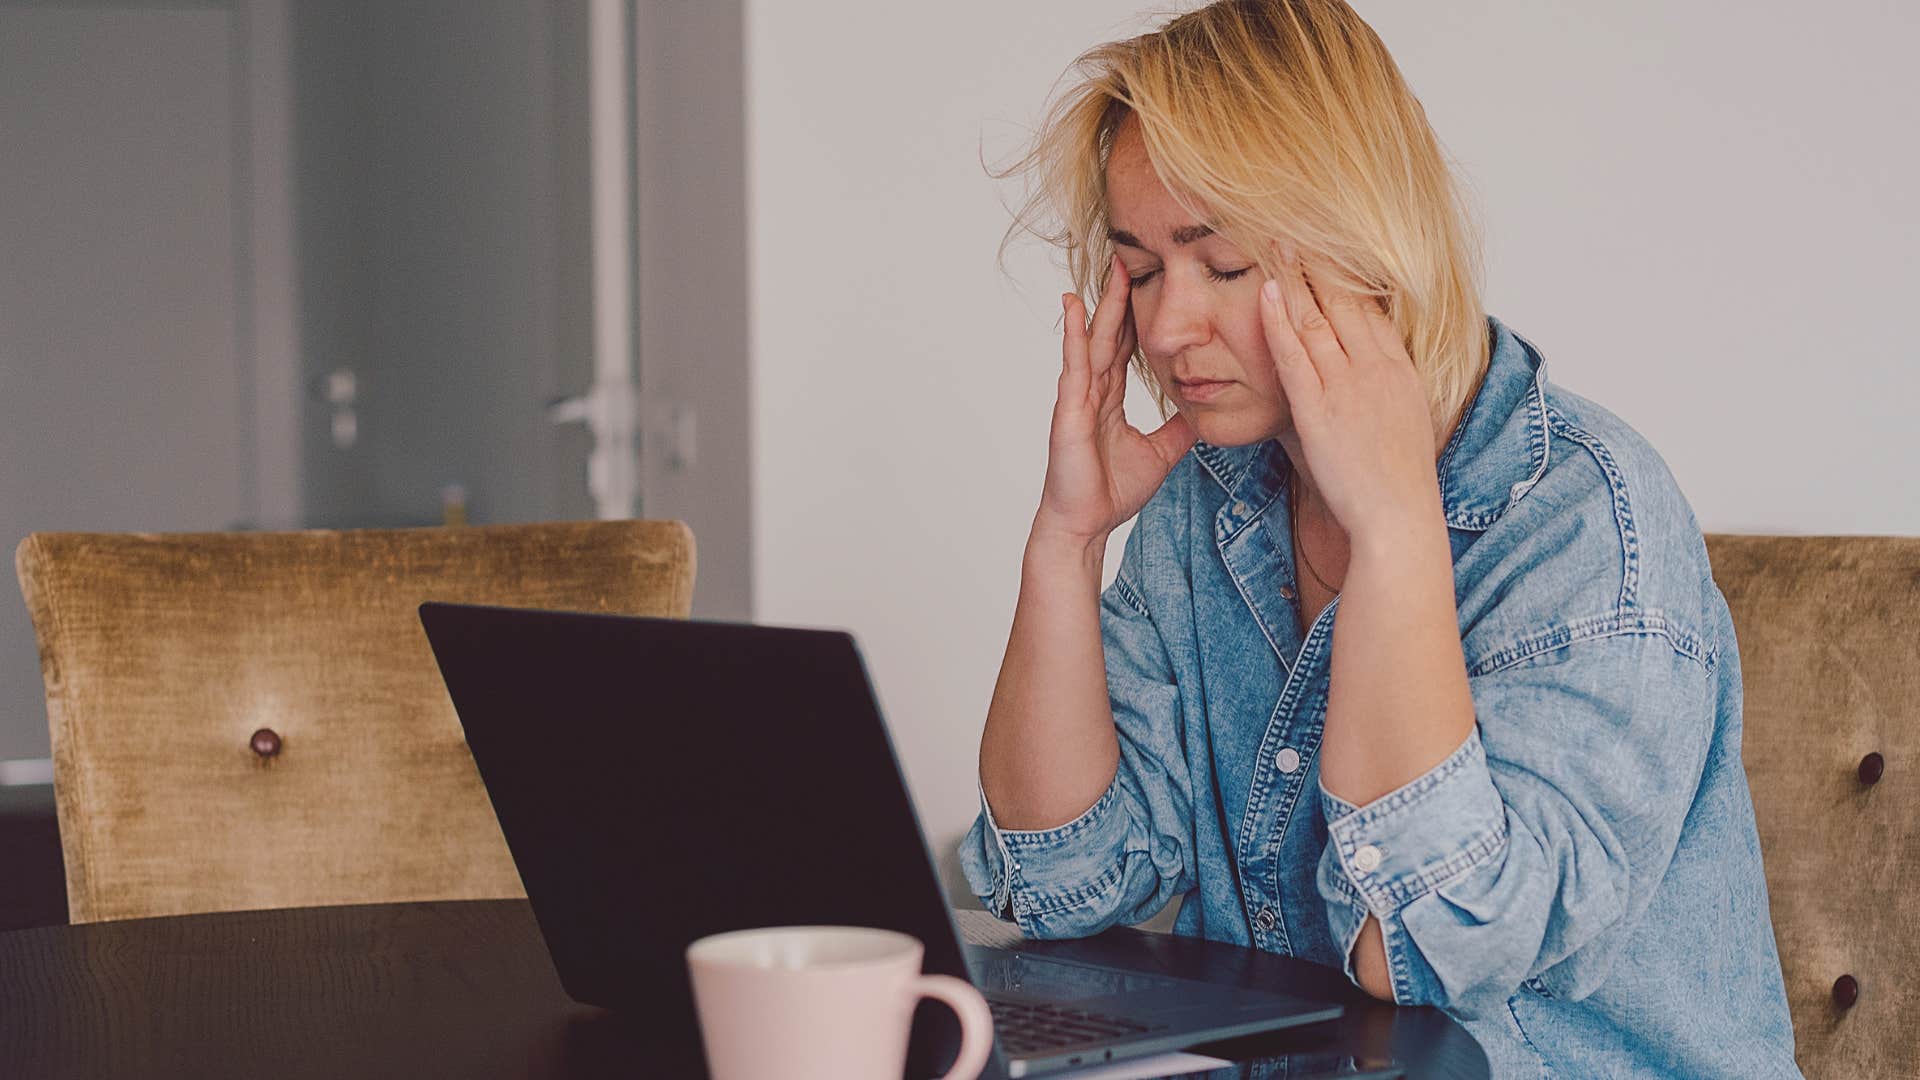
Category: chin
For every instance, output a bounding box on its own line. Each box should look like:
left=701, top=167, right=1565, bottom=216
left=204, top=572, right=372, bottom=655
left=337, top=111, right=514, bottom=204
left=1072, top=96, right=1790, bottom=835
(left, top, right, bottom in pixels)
left=1185, top=407, right=1286, bottom=448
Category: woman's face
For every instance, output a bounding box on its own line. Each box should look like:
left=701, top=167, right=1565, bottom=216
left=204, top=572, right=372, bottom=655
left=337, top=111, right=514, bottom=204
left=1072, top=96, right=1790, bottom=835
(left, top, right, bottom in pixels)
left=1105, top=117, right=1290, bottom=448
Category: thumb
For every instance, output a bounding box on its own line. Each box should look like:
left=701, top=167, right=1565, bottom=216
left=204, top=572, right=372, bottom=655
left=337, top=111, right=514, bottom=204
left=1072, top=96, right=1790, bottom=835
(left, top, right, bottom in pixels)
left=1144, top=411, right=1198, bottom=470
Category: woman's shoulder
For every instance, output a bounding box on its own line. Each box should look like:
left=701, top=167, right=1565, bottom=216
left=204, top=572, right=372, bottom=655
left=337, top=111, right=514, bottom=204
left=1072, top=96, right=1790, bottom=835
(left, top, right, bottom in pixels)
left=1463, top=381, right=1723, bottom=664
left=1533, top=381, right=1706, bottom=566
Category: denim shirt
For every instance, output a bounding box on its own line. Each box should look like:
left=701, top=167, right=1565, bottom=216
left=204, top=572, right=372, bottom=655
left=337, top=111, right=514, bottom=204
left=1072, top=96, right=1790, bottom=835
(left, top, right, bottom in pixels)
left=961, top=316, right=1801, bottom=1079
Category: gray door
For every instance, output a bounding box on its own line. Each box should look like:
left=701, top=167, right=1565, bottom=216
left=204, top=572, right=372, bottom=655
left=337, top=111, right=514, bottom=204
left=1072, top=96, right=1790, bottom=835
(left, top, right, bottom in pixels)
left=292, top=0, right=603, bottom=532
left=1, top=0, right=749, bottom=767
left=295, top=0, right=751, bottom=615
left=0, top=4, right=260, bottom=763
left=0, top=0, right=613, bottom=764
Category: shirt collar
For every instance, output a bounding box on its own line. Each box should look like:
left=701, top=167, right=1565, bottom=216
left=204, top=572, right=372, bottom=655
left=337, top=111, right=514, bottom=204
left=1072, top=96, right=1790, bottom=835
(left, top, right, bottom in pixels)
left=1192, top=314, right=1550, bottom=534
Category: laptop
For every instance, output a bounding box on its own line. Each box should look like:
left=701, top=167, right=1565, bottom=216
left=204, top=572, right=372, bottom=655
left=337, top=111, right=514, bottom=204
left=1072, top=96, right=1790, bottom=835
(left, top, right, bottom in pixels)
left=418, top=602, right=1342, bottom=1078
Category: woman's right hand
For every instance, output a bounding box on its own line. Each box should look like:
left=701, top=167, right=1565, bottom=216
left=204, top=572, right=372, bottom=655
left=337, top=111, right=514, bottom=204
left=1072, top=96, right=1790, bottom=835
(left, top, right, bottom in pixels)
left=1034, top=255, right=1198, bottom=548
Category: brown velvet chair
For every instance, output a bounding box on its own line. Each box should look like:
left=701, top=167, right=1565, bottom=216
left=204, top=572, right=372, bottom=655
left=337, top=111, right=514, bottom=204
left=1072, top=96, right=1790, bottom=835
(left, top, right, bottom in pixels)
left=1706, top=534, right=1919, bottom=1080
left=15, top=521, right=695, bottom=924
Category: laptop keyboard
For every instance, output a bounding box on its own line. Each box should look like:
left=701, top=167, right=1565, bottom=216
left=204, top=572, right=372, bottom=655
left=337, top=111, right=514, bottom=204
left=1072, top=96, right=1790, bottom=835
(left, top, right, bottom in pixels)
left=986, top=997, right=1164, bottom=1055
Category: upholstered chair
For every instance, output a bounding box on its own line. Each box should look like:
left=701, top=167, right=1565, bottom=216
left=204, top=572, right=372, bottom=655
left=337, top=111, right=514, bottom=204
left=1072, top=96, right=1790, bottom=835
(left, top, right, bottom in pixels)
left=1706, top=534, right=1918, bottom=1079
left=15, top=521, right=694, bottom=924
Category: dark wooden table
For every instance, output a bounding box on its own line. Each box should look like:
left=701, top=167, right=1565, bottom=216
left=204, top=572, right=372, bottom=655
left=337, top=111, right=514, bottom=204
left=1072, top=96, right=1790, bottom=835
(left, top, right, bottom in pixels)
left=0, top=900, right=1487, bottom=1079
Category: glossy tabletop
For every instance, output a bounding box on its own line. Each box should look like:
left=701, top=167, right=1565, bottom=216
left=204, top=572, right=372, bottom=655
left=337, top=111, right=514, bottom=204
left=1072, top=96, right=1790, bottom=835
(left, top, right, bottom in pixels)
left=0, top=900, right=1488, bottom=1079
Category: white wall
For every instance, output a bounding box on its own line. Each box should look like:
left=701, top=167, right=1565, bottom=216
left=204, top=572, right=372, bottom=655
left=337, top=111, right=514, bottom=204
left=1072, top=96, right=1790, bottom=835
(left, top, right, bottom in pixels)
left=746, top=1, right=1920, bottom=901
left=1353, top=1, right=1919, bottom=534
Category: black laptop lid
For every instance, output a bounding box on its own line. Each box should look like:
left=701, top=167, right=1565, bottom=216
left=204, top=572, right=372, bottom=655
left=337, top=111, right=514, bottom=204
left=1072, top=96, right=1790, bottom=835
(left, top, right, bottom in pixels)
left=418, top=602, right=976, bottom=1072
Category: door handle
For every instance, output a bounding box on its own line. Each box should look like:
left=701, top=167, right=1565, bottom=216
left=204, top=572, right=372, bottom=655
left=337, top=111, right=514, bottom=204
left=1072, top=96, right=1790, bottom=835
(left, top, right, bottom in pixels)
left=545, top=380, right=638, bottom=517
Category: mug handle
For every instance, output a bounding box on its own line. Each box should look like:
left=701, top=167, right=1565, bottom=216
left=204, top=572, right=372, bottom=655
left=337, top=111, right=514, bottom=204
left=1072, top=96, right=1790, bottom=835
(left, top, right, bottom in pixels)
left=912, top=973, right=994, bottom=1080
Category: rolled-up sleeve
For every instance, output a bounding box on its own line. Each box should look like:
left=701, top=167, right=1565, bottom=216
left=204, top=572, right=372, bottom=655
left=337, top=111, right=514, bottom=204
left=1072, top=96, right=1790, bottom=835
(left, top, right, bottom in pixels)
left=1315, top=624, right=1716, bottom=1017
left=959, top=528, right=1194, bottom=939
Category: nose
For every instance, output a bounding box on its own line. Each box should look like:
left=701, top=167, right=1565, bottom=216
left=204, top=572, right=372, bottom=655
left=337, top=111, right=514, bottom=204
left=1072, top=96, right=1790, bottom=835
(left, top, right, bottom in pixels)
left=1138, top=275, right=1213, bottom=359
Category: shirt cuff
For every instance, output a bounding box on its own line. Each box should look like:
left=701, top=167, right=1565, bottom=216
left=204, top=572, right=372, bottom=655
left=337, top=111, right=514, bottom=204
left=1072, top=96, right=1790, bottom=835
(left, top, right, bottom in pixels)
left=1315, top=727, right=1509, bottom=1001
left=957, top=777, right=1130, bottom=937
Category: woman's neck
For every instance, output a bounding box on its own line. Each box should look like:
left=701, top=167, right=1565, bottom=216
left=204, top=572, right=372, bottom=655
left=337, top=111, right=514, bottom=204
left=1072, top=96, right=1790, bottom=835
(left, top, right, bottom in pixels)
left=1276, top=434, right=1328, bottom=528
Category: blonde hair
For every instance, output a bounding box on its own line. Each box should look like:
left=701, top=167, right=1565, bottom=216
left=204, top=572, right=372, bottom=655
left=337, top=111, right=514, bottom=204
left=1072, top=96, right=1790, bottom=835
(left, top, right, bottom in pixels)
left=1000, top=0, right=1490, bottom=436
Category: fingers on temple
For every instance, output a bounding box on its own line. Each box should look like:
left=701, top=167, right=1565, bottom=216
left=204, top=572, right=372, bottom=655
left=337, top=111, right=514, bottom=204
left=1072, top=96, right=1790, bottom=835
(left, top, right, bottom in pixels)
left=1306, top=263, right=1397, bottom=373
left=1059, top=293, right=1092, bottom=409
left=1259, top=277, right=1323, bottom=403
left=1113, top=318, right=1138, bottom=381
left=1088, top=257, right=1131, bottom=376
left=1273, top=248, right=1346, bottom=373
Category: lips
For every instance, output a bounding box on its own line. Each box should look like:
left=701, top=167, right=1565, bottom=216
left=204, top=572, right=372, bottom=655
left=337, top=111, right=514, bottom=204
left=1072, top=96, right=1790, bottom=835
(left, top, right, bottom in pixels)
left=1173, top=377, right=1235, bottom=402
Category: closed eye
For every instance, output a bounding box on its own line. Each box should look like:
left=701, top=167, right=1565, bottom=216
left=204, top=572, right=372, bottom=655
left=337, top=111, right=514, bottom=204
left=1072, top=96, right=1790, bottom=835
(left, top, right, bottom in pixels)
left=1127, top=266, right=1252, bottom=287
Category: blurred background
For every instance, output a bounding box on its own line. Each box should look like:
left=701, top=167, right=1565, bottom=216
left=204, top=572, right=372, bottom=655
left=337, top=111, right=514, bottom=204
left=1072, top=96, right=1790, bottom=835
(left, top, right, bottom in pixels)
left=2, top=0, right=1915, bottom=924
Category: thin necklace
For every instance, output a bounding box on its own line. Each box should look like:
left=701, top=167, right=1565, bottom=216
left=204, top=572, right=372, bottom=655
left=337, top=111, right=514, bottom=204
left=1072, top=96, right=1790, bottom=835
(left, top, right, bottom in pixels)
left=1288, top=465, right=1339, bottom=595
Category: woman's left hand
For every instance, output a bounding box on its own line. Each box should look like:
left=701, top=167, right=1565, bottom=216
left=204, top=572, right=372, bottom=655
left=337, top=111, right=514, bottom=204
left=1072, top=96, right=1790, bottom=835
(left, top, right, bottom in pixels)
left=1259, top=245, right=1445, bottom=548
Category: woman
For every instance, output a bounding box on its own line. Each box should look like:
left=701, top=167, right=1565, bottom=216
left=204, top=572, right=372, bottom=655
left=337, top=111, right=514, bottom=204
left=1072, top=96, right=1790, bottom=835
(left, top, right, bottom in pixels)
left=958, top=2, right=1800, bottom=1076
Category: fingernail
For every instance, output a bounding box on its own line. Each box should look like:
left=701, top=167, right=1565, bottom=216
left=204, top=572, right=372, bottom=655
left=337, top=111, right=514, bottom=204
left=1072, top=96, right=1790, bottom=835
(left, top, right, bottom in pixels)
left=1262, top=279, right=1280, bottom=304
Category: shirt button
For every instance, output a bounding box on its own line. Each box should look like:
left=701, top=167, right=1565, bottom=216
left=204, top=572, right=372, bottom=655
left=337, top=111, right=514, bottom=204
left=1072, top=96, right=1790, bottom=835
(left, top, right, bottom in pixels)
left=1254, top=907, right=1277, bottom=932
left=1274, top=747, right=1301, bottom=774
left=1278, top=584, right=1296, bottom=601
left=1353, top=844, right=1383, bottom=873
left=1232, top=501, right=1250, bottom=516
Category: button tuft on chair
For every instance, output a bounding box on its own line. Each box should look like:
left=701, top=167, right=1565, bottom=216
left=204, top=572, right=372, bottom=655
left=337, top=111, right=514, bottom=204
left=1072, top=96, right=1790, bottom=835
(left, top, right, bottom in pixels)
left=250, top=728, right=282, bottom=759
left=1858, top=752, right=1884, bottom=786
left=1832, top=974, right=1859, bottom=1010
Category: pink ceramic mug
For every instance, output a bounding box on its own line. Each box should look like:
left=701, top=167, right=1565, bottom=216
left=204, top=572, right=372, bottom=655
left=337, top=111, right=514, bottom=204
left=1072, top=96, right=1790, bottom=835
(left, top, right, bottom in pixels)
left=685, top=925, right=993, bottom=1080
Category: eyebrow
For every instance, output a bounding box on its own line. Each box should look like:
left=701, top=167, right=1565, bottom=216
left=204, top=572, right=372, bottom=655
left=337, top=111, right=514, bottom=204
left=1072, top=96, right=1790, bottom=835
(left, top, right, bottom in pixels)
left=1109, top=224, right=1215, bottom=250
